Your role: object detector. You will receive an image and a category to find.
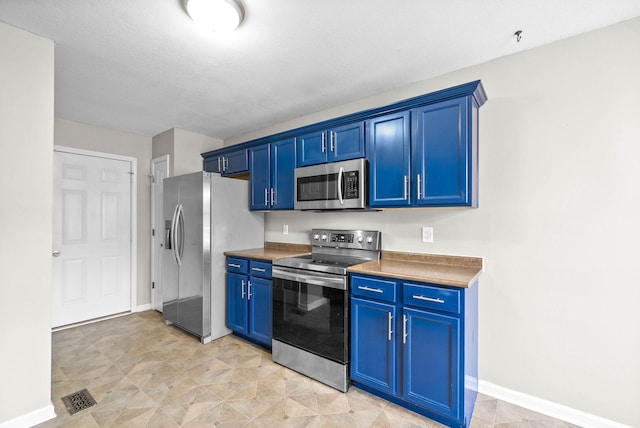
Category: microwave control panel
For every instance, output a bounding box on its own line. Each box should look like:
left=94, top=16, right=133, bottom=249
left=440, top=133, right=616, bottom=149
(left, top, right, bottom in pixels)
left=344, top=171, right=359, bottom=199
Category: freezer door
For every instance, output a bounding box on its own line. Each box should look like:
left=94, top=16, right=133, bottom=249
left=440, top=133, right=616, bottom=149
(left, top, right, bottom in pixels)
left=175, top=172, right=210, bottom=338
left=162, top=175, right=180, bottom=325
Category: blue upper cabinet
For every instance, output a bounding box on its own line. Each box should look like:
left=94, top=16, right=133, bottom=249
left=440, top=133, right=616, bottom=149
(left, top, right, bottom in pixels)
left=368, top=94, right=480, bottom=208
left=249, top=138, right=296, bottom=210
left=331, top=122, right=366, bottom=162
left=202, top=81, right=486, bottom=209
left=296, top=122, right=365, bottom=167
left=367, top=112, right=411, bottom=207
left=413, top=98, right=473, bottom=206
left=296, top=131, right=325, bottom=166
left=271, top=138, right=296, bottom=209
left=205, top=149, right=249, bottom=176
left=249, top=144, right=270, bottom=210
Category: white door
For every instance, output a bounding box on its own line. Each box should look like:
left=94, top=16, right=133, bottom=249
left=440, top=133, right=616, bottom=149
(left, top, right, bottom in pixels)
left=52, top=149, right=132, bottom=327
left=151, top=155, right=169, bottom=312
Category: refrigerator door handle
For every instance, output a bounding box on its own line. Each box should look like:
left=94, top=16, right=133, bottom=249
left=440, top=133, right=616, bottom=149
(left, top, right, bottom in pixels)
left=170, top=204, right=181, bottom=266
left=176, top=204, right=185, bottom=266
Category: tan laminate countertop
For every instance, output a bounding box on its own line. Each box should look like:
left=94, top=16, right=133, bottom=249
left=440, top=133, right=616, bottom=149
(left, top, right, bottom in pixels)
left=224, top=242, right=311, bottom=262
left=348, top=251, right=483, bottom=288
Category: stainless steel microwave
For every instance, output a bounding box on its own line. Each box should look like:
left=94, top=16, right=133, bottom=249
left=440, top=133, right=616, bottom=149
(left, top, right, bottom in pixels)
left=294, top=158, right=367, bottom=210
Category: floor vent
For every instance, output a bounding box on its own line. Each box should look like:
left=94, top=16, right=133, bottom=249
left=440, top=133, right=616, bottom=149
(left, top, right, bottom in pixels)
left=61, top=388, right=96, bottom=415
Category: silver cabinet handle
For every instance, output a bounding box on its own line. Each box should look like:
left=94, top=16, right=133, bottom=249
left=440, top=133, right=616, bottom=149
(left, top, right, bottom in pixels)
left=264, top=188, right=268, bottom=206
left=241, top=280, right=246, bottom=299
left=403, top=314, right=408, bottom=344
left=403, top=176, right=408, bottom=200
left=223, top=156, right=228, bottom=172
left=388, top=312, right=393, bottom=341
left=416, top=174, right=422, bottom=200
left=413, top=295, right=445, bottom=304
left=217, top=156, right=222, bottom=172
left=52, top=250, right=61, bottom=257
left=252, top=267, right=266, bottom=272
left=357, top=285, right=383, bottom=293
left=270, top=188, right=275, bottom=206
left=321, top=132, right=326, bottom=153
left=330, top=131, right=335, bottom=152
left=228, top=263, right=241, bottom=268
left=248, top=280, right=252, bottom=300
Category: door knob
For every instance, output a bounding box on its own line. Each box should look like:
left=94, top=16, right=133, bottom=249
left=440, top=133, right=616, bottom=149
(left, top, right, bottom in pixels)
left=52, top=250, right=61, bottom=257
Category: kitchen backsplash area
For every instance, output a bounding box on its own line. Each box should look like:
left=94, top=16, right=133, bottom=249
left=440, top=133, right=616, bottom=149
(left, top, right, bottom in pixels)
left=264, top=208, right=485, bottom=258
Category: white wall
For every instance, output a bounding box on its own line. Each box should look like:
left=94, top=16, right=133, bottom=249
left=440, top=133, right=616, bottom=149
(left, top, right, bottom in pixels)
left=0, top=22, right=55, bottom=425
left=173, top=128, right=222, bottom=175
left=54, top=118, right=153, bottom=306
left=152, top=128, right=175, bottom=173
left=152, top=127, right=223, bottom=176
left=230, top=18, right=640, bottom=427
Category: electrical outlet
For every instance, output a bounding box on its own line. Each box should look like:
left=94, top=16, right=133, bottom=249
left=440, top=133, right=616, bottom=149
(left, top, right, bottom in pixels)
left=282, top=224, right=289, bottom=235
left=421, top=226, right=433, bottom=243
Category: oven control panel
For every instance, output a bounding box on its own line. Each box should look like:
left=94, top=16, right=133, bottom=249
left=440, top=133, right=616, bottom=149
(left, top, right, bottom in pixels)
left=310, top=229, right=381, bottom=250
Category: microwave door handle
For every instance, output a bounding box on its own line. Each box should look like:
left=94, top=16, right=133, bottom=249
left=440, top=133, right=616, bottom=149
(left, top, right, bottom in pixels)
left=338, top=167, right=344, bottom=205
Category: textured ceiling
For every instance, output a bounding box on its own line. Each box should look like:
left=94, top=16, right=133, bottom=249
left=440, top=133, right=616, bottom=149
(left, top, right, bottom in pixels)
left=1, top=0, right=640, bottom=140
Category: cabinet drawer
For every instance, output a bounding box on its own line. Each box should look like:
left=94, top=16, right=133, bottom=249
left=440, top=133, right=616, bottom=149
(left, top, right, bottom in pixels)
left=226, top=257, right=249, bottom=274
left=249, top=260, right=272, bottom=278
left=403, top=283, right=460, bottom=314
left=351, top=275, right=397, bottom=303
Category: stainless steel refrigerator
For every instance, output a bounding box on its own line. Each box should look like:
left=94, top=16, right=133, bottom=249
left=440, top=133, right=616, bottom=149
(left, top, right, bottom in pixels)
left=162, top=171, right=264, bottom=343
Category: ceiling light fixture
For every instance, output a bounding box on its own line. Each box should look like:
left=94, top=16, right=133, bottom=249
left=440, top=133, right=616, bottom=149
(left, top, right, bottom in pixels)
left=184, top=0, right=245, bottom=33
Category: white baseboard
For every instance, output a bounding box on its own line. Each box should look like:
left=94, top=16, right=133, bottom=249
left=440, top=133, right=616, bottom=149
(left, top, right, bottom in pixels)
left=479, top=380, right=631, bottom=428
left=0, top=403, right=55, bottom=428
left=135, top=303, right=151, bottom=312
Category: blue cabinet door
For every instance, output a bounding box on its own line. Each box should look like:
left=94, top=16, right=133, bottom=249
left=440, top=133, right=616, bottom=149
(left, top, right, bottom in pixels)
left=413, top=98, right=470, bottom=206
left=226, top=273, right=247, bottom=334
left=403, top=307, right=460, bottom=421
left=271, top=138, right=296, bottom=210
left=350, top=297, right=397, bottom=395
left=329, top=122, right=365, bottom=162
left=296, top=131, right=326, bottom=166
left=248, top=276, right=272, bottom=346
left=223, top=149, right=249, bottom=176
left=367, top=112, right=411, bottom=207
left=297, top=123, right=365, bottom=167
left=204, top=155, right=223, bottom=173
left=249, top=144, right=271, bottom=210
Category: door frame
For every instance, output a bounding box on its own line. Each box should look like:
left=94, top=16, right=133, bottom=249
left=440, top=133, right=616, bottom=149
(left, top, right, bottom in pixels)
left=53, top=145, right=138, bottom=314
left=150, top=154, right=170, bottom=312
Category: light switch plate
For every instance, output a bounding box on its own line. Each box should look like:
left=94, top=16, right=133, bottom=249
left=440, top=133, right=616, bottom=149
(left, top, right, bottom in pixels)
left=421, top=226, right=433, bottom=243
left=283, top=224, right=289, bottom=235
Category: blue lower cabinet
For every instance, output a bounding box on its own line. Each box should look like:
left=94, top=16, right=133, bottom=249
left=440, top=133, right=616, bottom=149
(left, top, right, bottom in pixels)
left=225, top=257, right=273, bottom=347
left=350, top=297, right=397, bottom=395
left=403, top=307, right=460, bottom=420
left=226, top=272, right=248, bottom=334
left=350, top=274, right=477, bottom=428
left=248, top=276, right=272, bottom=345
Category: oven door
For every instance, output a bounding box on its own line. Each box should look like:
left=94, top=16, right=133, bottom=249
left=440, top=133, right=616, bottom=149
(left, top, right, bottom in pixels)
left=272, top=266, right=348, bottom=364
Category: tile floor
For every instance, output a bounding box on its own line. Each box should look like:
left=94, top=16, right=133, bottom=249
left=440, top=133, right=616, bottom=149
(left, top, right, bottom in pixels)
left=38, top=311, right=578, bottom=427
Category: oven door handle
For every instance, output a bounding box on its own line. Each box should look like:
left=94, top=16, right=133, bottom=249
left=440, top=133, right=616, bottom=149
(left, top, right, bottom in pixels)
left=272, top=267, right=346, bottom=291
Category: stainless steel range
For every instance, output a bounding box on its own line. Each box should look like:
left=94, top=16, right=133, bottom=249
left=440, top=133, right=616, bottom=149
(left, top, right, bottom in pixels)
left=271, top=228, right=381, bottom=392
